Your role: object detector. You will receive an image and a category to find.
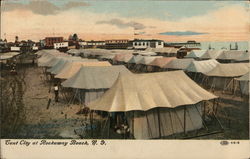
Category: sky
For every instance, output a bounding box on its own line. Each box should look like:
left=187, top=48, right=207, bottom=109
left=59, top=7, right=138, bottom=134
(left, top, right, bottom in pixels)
left=1, top=0, right=249, bottom=42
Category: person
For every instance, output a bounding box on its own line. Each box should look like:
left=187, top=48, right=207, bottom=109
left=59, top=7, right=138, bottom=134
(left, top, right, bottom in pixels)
left=54, top=84, right=59, bottom=102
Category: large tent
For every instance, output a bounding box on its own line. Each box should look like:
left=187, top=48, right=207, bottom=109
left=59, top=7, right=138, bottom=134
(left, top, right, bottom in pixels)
left=186, top=59, right=219, bottom=73
left=185, top=50, right=207, bottom=59
left=88, top=71, right=217, bottom=139
left=133, top=51, right=157, bottom=56
left=113, top=53, right=133, bottom=64
left=235, top=51, right=249, bottom=62
left=163, top=58, right=194, bottom=70
left=234, top=72, right=249, bottom=96
left=47, top=57, right=97, bottom=74
left=67, top=49, right=81, bottom=56
left=200, top=50, right=223, bottom=60
left=202, top=63, right=249, bottom=91
left=145, top=47, right=179, bottom=57
left=216, top=50, right=248, bottom=63
left=134, top=56, right=163, bottom=72
left=55, top=61, right=112, bottom=79
left=146, top=57, right=177, bottom=72
left=61, top=65, right=131, bottom=104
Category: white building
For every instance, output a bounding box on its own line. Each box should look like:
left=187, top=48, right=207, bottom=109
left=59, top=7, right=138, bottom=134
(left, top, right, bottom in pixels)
left=54, top=42, right=69, bottom=49
left=10, top=46, right=20, bottom=52
left=133, top=40, right=164, bottom=50
left=79, top=41, right=106, bottom=48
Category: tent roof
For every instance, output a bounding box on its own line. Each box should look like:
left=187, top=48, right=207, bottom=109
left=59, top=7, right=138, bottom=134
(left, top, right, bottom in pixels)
left=113, top=53, right=133, bottom=62
left=204, top=63, right=249, bottom=77
left=216, top=50, right=247, bottom=60
left=87, top=71, right=217, bottom=112
left=163, top=58, right=194, bottom=69
left=55, top=61, right=111, bottom=79
left=235, top=72, right=249, bottom=81
left=148, top=57, right=177, bottom=68
left=145, top=47, right=179, bottom=54
left=186, top=59, right=219, bottom=73
left=127, top=55, right=144, bottom=64
left=200, top=50, right=223, bottom=59
left=235, top=52, right=249, bottom=61
left=137, top=56, right=162, bottom=65
left=47, top=57, right=96, bottom=74
left=62, top=65, right=131, bottom=89
left=0, top=52, right=20, bottom=60
left=135, top=51, right=157, bottom=56
left=185, top=50, right=207, bottom=58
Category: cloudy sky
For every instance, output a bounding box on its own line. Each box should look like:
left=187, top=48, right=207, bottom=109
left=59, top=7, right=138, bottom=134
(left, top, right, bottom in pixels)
left=1, top=0, right=249, bottom=42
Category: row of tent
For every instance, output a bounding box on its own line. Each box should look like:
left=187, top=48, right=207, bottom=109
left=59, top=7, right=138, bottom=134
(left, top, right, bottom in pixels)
left=0, top=52, right=20, bottom=63
left=37, top=49, right=222, bottom=139
left=185, top=49, right=249, bottom=62
left=37, top=49, right=249, bottom=96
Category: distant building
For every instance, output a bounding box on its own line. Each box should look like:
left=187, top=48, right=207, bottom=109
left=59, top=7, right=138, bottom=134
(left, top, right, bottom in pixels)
left=79, top=41, right=106, bottom=49
left=133, top=39, right=164, bottom=50
left=54, top=42, right=69, bottom=49
left=44, top=37, right=63, bottom=48
left=105, top=39, right=129, bottom=49
left=167, top=40, right=201, bottom=48
left=10, top=46, right=20, bottom=52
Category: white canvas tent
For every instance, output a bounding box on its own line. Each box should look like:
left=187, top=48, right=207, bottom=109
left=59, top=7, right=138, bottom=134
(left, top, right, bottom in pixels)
left=202, top=63, right=250, bottom=91
left=145, top=47, right=179, bottom=57
left=216, top=50, right=248, bottom=62
left=185, top=50, right=207, bottom=59
left=88, top=71, right=217, bottom=139
left=200, top=50, right=223, bottom=60
left=55, top=61, right=112, bottom=79
left=163, top=58, right=194, bottom=70
left=186, top=59, right=219, bottom=73
left=134, top=56, right=163, bottom=72
left=61, top=65, right=131, bottom=104
left=234, top=72, right=249, bottom=96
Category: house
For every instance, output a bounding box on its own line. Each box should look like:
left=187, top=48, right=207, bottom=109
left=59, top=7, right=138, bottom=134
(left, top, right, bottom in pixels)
left=44, top=37, right=63, bottom=49
left=132, top=39, right=164, bottom=50
left=105, top=39, right=129, bottom=49
left=10, top=46, right=20, bottom=52
left=54, top=42, right=69, bottom=49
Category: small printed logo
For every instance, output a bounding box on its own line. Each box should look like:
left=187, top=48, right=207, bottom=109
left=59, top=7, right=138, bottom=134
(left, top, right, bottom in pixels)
left=220, top=140, right=229, bottom=145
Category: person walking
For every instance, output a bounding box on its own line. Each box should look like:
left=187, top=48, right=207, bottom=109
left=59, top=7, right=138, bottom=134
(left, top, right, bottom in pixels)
left=54, top=84, right=59, bottom=102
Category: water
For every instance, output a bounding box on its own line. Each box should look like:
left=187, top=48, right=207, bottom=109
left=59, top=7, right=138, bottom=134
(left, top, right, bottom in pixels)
left=200, top=41, right=249, bottom=51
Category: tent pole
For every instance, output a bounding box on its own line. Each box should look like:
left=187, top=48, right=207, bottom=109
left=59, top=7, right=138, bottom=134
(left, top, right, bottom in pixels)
left=212, top=99, right=216, bottom=113
left=239, top=82, right=243, bottom=97
left=194, top=105, right=208, bottom=131
left=184, top=106, right=186, bottom=135
left=157, top=108, right=162, bottom=138
left=108, top=114, right=110, bottom=139
left=132, top=111, right=134, bottom=139
left=168, top=111, right=175, bottom=138
left=203, top=101, right=206, bottom=120
left=145, top=111, right=153, bottom=138
left=174, top=110, right=184, bottom=131
left=90, top=110, right=93, bottom=138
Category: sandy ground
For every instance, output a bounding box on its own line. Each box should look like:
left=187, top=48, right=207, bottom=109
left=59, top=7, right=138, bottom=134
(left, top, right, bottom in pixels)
left=18, top=66, right=98, bottom=139
left=9, top=63, right=249, bottom=139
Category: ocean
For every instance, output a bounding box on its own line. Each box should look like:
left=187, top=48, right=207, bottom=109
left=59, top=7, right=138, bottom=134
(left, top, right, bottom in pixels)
left=200, top=41, right=249, bottom=51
